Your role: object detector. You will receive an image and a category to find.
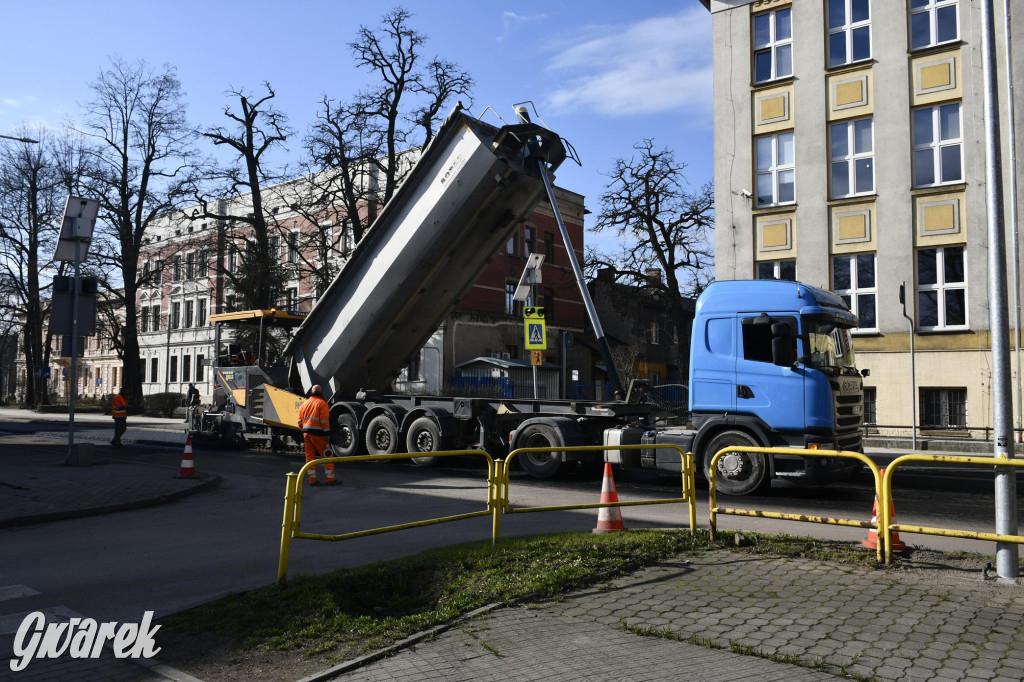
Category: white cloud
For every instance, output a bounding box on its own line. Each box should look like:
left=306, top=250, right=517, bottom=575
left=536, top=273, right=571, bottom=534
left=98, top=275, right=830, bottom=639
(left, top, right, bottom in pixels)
left=498, top=11, right=547, bottom=43
left=543, top=8, right=712, bottom=118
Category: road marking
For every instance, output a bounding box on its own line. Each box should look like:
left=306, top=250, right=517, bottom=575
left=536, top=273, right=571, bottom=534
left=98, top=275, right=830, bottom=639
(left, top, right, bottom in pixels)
left=0, top=585, right=40, bottom=602
left=0, top=605, right=81, bottom=635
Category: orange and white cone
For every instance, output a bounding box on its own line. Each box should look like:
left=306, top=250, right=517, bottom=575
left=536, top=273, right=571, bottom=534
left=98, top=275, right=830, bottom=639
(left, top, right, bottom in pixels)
left=593, top=463, right=626, bottom=534
left=862, top=469, right=905, bottom=552
left=177, top=436, right=196, bottom=479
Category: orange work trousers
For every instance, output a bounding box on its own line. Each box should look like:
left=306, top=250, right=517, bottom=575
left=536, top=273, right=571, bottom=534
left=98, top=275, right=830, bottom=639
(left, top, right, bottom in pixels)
left=303, top=433, right=336, bottom=483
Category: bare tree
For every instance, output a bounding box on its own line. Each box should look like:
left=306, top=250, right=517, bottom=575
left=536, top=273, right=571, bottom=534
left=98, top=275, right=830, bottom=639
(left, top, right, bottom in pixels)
left=79, top=57, right=193, bottom=407
left=0, top=127, right=85, bottom=406
left=588, top=139, right=714, bottom=379
left=300, top=6, right=473, bottom=291
left=188, top=83, right=291, bottom=314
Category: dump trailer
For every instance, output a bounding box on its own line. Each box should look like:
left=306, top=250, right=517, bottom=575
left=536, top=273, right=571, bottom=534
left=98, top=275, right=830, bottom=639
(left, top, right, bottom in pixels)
left=218, top=104, right=865, bottom=493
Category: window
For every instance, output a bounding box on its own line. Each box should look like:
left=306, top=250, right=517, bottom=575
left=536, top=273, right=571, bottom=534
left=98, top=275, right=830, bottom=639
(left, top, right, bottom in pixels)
left=182, top=355, right=192, bottom=383
left=226, top=294, right=237, bottom=313
left=917, top=246, right=966, bottom=329
left=199, top=249, right=209, bottom=278
left=650, top=322, right=660, bottom=345
left=287, top=232, right=299, bottom=263
left=863, top=387, right=877, bottom=425
left=142, top=261, right=150, bottom=283
left=544, top=232, right=555, bottom=262
left=173, top=255, right=182, bottom=282
left=150, top=358, right=159, bottom=383
left=921, top=387, right=967, bottom=428
left=506, top=234, right=517, bottom=255
left=505, top=281, right=516, bottom=315
left=830, top=118, right=874, bottom=198
left=910, top=0, right=958, bottom=51
left=285, top=287, right=298, bottom=311
left=185, top=252, right=195, bottom=280
left=827, top=0, right=871, bottom=68
left=832, top=253, right=877, bottom=330
left=405, top=354, right=421, bottom=382
left=741, top=316, right=778, bottom=363
left=198, top=299, right=207, bottom=327
left=154, top=260, right=163, bottom=286
left=140, top=306, right=149, bottom=333
left=757, top=260, right=796, bottom=281
left=544, top=289, right=554, bottom=320
left=150, top=304, right=161, bottom=331
left=184, top=300, right=194, bottom=328
left=169, top=356, right=178, bottom=383
left=171, top=301, right=181, bottom=330
left=269, top=234, right=280, bottom=263
left=227, top=244, right=237, bottom=273
left=753, top=7, right=792, bottom=84
left=913, top=103, right=962, bottom=187
left=755, top=132, right=795, bottom=207
left=524, top=226, right=536, bottom=255
left=196, top=354, right=205, bottom=382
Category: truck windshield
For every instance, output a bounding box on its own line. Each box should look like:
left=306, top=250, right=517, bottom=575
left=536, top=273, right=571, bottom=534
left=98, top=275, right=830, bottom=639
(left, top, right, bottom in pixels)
left=804, top=321, right=857, bottom=372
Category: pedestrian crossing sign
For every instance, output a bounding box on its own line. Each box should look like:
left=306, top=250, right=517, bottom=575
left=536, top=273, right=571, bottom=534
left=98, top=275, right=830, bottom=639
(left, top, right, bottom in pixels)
left=524, top=308, right=546, bottom=350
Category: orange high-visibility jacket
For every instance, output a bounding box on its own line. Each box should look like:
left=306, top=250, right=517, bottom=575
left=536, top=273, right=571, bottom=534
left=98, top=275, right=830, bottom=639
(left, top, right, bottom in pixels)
left=112, top=393, right=128, bottom=418
left=298, top=395, right=330, bottom=436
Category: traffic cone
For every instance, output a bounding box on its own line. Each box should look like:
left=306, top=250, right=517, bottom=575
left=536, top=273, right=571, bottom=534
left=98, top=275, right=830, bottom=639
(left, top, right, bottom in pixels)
left=177, top=435, right=196, bottom=479
left=862, top=469, right=905, bottom=552
left=593, top=463, right=626, bottom=534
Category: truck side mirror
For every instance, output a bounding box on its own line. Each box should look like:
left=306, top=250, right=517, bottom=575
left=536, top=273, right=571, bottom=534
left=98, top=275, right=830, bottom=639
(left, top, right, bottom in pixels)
left=769, top=322, right=794, bottom=367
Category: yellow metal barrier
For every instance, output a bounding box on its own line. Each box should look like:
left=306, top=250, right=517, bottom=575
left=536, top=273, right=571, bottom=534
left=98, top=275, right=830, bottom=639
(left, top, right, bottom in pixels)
left=708, top=447, right=883, bottom=563
left=880, top=454, right=1024, bottom=564
left=278, top=450, right=495, bottom=583
left=498, top=444, right=698, bottom=539
left=278, top=444, right=698, bottom=583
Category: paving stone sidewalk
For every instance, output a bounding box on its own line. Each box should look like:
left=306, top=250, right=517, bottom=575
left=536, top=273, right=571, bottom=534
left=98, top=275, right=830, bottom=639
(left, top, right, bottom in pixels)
left=333, top=552, right=1024, bottom=682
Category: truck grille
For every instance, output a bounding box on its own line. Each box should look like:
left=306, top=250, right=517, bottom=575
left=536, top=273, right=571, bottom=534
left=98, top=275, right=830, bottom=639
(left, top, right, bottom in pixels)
left=831, top=379, right=863, bottom=451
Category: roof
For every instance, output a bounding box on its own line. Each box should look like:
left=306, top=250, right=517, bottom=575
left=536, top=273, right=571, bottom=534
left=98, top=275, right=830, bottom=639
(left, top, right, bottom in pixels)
left=208, top=309, right=308, bottom=328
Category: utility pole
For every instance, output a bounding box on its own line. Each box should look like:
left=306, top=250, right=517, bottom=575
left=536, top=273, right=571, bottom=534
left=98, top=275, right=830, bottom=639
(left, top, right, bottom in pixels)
left=980, top=0, right=1019, bottom=583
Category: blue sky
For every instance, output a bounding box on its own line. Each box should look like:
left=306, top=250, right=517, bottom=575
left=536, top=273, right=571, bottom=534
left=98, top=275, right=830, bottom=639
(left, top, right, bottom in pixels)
left=0, top=1, right=713, bottom=249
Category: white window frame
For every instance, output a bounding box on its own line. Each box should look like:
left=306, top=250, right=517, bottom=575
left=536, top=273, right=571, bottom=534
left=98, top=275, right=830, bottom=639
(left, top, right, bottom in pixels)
left=753, top=7, right=793, bottom=84
left=832, top=253, right=877, bottom=332
left=287, top=231, right=299, bottom=264
left=827, top=0, right=872, bottom=68
left=755, top=131, right=795, bottom=207
left=912, top=103, right=962, bottom=188
left=757, top=260, right=796, bottom=281
left=829, top=118, right=874, bottom=199
left=909, top=0, right=959, bottom=51
left=916, top=245, right=967, bottom=331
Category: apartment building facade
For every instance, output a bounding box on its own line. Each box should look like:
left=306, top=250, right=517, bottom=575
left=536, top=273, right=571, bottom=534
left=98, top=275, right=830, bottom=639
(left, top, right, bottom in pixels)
left=704, top=0, right=1023, bottom=436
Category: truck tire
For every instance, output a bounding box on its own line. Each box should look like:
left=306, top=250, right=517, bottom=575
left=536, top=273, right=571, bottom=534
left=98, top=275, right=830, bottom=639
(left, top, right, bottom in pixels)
left=515, top=423, right=568, bottom=479
left=702, top=430, right=771, bottom=496
left=365, top=414, right=398, bottom=456
left=406, top=417, right=441, bottom=467
left=331, top=412, right=360, bottom=458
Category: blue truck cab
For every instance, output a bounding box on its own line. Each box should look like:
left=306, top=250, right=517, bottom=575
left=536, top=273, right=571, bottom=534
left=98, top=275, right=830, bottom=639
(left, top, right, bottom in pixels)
left=683, top=279, right=866, bottom=494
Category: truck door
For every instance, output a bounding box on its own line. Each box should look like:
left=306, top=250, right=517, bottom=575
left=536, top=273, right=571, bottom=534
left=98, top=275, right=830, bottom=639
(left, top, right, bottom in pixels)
left=735, top=315, right=805, bottom=432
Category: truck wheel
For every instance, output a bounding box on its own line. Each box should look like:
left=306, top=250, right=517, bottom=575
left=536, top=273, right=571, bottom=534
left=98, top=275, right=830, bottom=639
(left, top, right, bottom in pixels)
left=365, top=414, right=398, bottom=456
left=702, top=430, right=770, bottom=496
left=331, top=412, right=360, bottom=458
left=406, top=417, right=440, bottom=467
left=515, top=424, right=566, bottom=479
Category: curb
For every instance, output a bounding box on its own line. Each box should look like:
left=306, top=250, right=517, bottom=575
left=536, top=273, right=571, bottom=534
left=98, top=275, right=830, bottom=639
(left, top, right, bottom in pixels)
left=0, top=474, right=221, bottom=529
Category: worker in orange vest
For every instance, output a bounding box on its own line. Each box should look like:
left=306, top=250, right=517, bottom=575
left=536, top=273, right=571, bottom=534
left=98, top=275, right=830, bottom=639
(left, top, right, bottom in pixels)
left=110, top=386, right=128, bottom=447
left=297, top=385, right=336, bottom=485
